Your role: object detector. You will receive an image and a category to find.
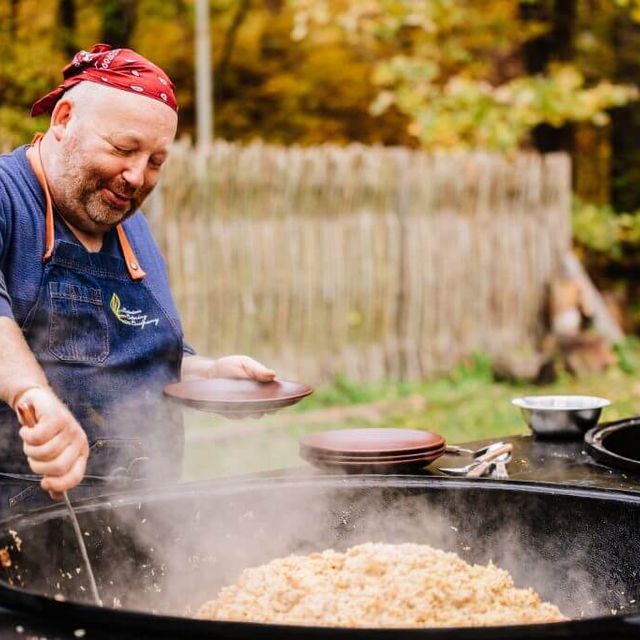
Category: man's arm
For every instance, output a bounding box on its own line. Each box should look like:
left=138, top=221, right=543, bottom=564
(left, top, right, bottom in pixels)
left=0, top=317, right=88, bottom=496
left=0, top=317, right=49, bottom=407
left=181, top=354, right=276, bottom=382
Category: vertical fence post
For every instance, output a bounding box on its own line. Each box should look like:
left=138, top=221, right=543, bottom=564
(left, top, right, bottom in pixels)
left=394, top=150, right=412, bottom=381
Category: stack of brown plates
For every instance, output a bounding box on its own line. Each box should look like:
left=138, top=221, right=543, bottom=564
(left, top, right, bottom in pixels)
left=300, top=428, right=445, bottom=473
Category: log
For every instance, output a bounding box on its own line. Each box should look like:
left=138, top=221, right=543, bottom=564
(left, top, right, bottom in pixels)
left=561, top=252, right=625, bottom=344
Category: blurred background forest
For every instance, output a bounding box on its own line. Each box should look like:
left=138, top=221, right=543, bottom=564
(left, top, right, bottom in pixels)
left=2, top=0, right=640, bottom=333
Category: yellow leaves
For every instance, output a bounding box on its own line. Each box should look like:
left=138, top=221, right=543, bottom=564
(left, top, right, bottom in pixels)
left=592, top=112, right=610, bottom=127
left=373, top=57, right=439, bottom=87
left=376, top=60, right=637, bottom=151
left=615, top=0, right=640, bottom=21
left=284, top=0, right=640, bottom=151
left=369, top=91, right=396, bottom=116
left=291, top=12, right=310, bottom=42
left=290, top=0, right=333, bottom=40
left=570, top=199, right=640, bottom=259
left=2, top=0, right=638, bottom=152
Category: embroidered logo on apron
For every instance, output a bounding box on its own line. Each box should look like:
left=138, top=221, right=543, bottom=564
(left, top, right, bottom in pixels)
left=110, top=293, right=159, bottom=329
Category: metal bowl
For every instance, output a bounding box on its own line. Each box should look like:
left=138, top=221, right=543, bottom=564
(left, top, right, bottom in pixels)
left=512, top=395, right=610, bottom=438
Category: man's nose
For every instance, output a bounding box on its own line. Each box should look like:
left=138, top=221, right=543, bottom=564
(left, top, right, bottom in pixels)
left=122, top=158, right=147, bottom=189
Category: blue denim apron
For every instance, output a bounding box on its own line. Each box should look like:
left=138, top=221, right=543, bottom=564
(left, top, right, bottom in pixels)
left=0, top=137, right=184, bottom=512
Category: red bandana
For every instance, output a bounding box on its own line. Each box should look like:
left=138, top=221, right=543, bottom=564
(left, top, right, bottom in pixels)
left=31, top=43, right=178, bottom=117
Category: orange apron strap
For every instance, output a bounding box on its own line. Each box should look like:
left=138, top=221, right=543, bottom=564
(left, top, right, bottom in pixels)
left=28, top=133, right=146, bottom=281
left=28, top=133, right=55, bottom=262
left=116, top=225, right=146, bottom=281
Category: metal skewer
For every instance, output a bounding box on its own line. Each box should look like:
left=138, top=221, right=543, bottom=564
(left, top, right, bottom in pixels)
left=17, top=403, right=102, bottom=606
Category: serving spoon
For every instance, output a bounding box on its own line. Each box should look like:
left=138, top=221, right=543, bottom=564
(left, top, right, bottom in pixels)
left=491, top=448, right=513, bottom=479
left=465, top=444, right=513, bottom=478
left=445, top=441, right=505, bottom=458
left=16, top=403, right=102, bottom=606
left=438, top=443, right=513, bottom=477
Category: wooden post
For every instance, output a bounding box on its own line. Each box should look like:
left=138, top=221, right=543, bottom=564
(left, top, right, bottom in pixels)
left=195, top=0, right=213, bottom=146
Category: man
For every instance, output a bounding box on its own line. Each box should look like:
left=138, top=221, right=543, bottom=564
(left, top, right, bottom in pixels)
left=0, top=44, right=275, bottom=511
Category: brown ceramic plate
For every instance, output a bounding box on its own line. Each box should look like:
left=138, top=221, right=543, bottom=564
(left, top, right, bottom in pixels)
left=303, top=451, right=444, bottom=466
left=163, top=378, right=314, bottom=415
left=300, top=445, right=446, bottom=463
left=300, top=428, right=445, bottom=457
left=304, top=450, right=445, bottom=474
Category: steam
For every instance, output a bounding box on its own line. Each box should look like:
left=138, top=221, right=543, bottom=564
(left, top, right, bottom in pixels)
left=47, top=473, right=632, bottom=622
left=0, top=413, right=636, bottom=627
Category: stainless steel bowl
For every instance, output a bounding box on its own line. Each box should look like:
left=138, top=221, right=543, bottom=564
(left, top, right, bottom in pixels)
left=512, top=395, right=610, bottom=438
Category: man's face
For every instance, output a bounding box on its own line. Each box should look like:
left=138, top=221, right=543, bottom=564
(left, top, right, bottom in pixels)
left=53, top=88, right=178, bottom=234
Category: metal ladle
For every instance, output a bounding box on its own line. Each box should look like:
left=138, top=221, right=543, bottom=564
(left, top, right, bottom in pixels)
left=17, top=402, right=102, bottom=606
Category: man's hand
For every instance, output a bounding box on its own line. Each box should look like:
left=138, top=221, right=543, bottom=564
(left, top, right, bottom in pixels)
left=181, top=354, right=276, bottom=382
left=180, top=354, right=277, bottom=419
left=208, top=355, right=276, bottom=382
left=15, top=386, right=89, bottom=499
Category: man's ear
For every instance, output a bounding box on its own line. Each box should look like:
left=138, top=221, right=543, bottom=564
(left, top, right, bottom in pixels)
left=49, top=99, right=73, bottom=141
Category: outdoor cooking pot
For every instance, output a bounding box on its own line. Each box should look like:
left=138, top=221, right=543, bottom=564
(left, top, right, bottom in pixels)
left=585, top=415, right=640, bottom=474
left=0, top=476, right=640, bottom=639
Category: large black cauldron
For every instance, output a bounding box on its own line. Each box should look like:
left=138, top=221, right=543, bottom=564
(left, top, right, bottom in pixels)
left=0, top=475, right=639, bottom=639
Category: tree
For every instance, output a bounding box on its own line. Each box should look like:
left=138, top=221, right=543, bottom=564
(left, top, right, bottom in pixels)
left=0, top=0, right=68, bottom=147
left=290, top=0, right=637, bottom=152
left=58, top=0, right=77, bottom=59
left=99, top=0, right=137, bottom=49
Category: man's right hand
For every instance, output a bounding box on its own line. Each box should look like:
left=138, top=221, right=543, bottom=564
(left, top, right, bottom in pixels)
left=14, top=386, right=89, bottom=499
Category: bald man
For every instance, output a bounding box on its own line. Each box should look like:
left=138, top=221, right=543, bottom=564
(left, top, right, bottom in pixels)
left=0, top=45, right=274, bottom=512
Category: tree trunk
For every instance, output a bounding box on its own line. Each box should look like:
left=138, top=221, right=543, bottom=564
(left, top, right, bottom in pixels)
left=9, top=0, right=20, bottom=38
left=58, top=0, right=77, bottom=59
left=610, top=10, right=640, bottom=211
left=521, top=0, right=576, bottom=153
left=216, top=0, right=252, bottom=96
left=99, top=0, right=138, bottom=49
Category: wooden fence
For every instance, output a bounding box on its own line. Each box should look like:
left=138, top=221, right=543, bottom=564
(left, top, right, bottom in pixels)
left=146, top=140, right=571, bottom=383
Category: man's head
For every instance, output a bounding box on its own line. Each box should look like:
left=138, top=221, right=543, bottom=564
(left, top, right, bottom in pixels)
left=32, top=45, right=178, bottom=234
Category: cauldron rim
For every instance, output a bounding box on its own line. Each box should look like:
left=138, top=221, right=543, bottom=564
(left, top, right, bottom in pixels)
left=4, top=473, right=640, bottom=528
left=0, top=584, right=637, bottom=640
left=585, top=416, right=640, bottom=473
left=2, top=474, right=640, bottom=640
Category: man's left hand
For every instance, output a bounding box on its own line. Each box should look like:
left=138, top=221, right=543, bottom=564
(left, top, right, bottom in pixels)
left=181, top=354, right=276, bottom=383
left=207, top=355, right=277, bottom=382
left=180, top=354, right=277, bottom=419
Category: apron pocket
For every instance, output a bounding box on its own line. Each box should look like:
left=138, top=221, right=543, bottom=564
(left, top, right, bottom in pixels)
left=48, top=281, right=109, bottom=363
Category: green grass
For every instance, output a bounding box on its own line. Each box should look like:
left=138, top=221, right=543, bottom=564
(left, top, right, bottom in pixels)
left=288, top=351, right=640, bottom=438
left=182, top=348, right=640, bottom=481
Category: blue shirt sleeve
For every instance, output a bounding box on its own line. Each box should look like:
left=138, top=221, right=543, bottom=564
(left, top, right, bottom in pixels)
left=0, top=182, right=14, bottom=319
left=0, top=273, right=13, bottom=319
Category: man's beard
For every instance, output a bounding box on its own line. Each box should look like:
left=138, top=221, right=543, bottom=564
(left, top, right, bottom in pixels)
left=55, top=146, right=151, bottom=232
